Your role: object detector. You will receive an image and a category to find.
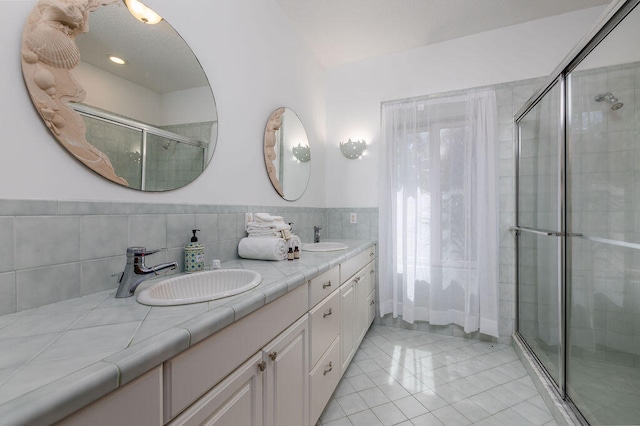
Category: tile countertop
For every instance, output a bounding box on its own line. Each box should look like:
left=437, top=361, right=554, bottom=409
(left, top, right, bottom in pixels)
left=0, top=239, right=376, bottom=425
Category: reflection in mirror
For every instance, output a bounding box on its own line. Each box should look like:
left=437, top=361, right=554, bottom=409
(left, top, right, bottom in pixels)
left=21, top=0, right=217, bottom=191
left=263, top=108, right=311, bottom=201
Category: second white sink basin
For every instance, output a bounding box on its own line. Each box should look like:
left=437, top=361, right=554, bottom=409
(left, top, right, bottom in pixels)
left=302, top=242, right=348, bottom=252
left=137, top=269, right=262, bottom=306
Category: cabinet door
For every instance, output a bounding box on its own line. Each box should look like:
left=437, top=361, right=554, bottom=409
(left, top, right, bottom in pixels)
left=263, top=315, right=309, bottom=426
left=169, top=353, right=264, bottom=426
left=357, top=261, right=376, bottom=343
left=340, top=279, right=356, bottom=371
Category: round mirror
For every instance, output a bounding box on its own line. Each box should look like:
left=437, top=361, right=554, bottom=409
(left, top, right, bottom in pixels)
left=263, top=108, right=311, bottom=201
left=21, top=0, right=217, bottom=191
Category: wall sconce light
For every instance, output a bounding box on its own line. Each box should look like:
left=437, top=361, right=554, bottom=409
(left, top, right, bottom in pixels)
left=124, top=0, right=163, bottom=24
left=292, top=143, right=311, bottom=162
left=340, top=139, right=366, bottom=159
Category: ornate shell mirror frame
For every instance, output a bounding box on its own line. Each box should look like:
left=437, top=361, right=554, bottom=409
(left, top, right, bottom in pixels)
left=21, top=0, right=218, bottom=191
left=263, top=107, right=311, bottom=201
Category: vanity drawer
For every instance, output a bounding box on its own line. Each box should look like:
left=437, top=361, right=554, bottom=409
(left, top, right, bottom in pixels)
left=309, top=336, right=341, bottom=425
left=309, top=288, right=340, bottom=367
left=340, top=245, right=375, bottom=284
left=309, top=266, right=339, bottom=308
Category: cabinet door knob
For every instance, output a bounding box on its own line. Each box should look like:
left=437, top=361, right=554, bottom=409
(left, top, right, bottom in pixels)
left=323, top=308, right=333, bottom=318
left=258, top=361, right=267, bottom=372
left=370, top=300, right=375, bottom=306
left=269, top=351, right=277, bottom=361
left=354, top=276, right=361, bottom=283
left=322, top=281, right=332, bottom=289
left=323, top=361, right=333, bottom=376
left=370, top=270, right=375, bottom=275
left=370, top=252, right=375, bottom=257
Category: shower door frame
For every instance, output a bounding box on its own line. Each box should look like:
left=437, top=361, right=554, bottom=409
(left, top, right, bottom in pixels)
left=513, top=0, right=640, bottom=419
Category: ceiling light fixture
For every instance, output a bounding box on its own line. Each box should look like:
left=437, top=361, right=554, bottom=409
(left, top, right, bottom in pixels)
left=124, top=0, right=163, bottom=25
left=108, top=55, right=127, bottom=65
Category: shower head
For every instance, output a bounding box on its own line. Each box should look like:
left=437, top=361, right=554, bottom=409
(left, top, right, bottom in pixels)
left=595, top=92, right=623, bottom=110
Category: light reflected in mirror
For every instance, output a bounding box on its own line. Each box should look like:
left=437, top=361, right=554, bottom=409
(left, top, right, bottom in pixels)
left=263, top=108, right=311, bottom=201
left=21, top=0, right=217, bottom=191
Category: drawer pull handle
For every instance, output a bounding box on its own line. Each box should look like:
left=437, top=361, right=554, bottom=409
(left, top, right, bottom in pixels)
left=354, top=277, right=361, bottom=283
left=269, top=351, right=277, bottom=361
left=323, top=362, right=333, bottom=376
left=370, top=300, right=375, bottom=306
left=323, top=308, right=333, bottom=318
left=322, top=281, right=332, bottom=289
left=258, top=361, right=267, bottom=372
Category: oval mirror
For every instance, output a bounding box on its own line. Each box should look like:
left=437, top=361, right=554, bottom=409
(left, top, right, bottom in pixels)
left=263, top=108, right=311, bottom=201
left=21, top=0, right=217, bottom=191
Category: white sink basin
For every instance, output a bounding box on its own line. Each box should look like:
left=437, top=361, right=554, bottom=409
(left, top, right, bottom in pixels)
left=302, top=242, right=348, bottom=252
left=137, top=269, right=262, bottom=306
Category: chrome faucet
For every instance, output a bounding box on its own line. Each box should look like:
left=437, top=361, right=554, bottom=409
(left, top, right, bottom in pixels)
left=115, top=247, right=177, bottom=298
left=314, top=226, right=322, bottom=243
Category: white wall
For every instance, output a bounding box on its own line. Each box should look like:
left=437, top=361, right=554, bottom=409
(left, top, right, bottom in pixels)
left=72, top=62, right=162, bottom=124
left=160, top=87, right=217, bottom=126
left=325, top=6, right=607, bottom=208
left=1, top=0, right=326, bottom=207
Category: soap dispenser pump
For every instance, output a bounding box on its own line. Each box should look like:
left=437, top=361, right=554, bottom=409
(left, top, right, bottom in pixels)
left=185, top=229, right=205, bottom=273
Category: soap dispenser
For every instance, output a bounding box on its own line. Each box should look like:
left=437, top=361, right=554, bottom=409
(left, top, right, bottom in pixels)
left=185, top=229, right=205, bottom=273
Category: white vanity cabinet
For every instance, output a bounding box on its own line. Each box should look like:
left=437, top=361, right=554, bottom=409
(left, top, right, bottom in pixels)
left=339, top=245, right=377, bottom=371
left=51, top=243, right=376, bottom=426
left=163, top=285, right=308, bottom=423
left=170, top=315, right=309, bottom=426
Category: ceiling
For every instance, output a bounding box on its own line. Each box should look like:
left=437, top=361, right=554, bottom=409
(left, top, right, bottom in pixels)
left=274, top=0, right=613, bottom=67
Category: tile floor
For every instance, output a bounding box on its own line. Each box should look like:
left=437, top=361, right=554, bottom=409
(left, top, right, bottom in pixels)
left=316, top=325, right=557, bottom=426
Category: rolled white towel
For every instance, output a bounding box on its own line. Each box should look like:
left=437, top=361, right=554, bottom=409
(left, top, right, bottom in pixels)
left=247, top=221, right=290, bottom=231
left=289, top=234, right=302, bottom=249
left=238, top=237, right=288, bottom=261
left=247, top=230, right=282, bottom=238
left=254, top=213, right=284, bottom=223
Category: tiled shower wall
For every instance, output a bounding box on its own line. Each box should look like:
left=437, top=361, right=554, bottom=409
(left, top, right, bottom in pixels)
left=0, top=200, right=377, bottom=316
left=569, top=61, right=640, bottom=362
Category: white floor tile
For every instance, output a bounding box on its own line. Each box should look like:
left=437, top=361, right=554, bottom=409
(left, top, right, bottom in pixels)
left=348, top=408, right=383, bottom=426
left=358, top=386, right=391, bottom=408
left=371, top=401, right=408, bottom=426
left=322, top=326, right=554, bottom=426
left=393, top=395, right=429, bottom=419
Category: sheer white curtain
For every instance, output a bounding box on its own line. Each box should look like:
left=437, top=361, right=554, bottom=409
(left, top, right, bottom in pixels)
left=379, top=89, right=499, bottom=337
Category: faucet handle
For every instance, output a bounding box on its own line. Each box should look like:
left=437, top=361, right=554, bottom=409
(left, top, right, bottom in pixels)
left=126, top=247, right=167, bottom=257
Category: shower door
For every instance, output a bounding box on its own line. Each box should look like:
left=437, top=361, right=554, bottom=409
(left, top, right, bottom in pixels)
left=516, top=81, right=564, bottom=388
left=515, top=1, right=640, bottom=423
left=565, top=4, right=640, bottom=423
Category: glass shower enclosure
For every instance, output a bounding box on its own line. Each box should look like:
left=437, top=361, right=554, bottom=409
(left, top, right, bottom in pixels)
left=514, top=0, right=640, bottom=424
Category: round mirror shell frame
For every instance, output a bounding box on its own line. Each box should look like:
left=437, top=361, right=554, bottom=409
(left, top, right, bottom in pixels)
left=263, top=107, right=311, bottom=201
left=20, top=0, right=218, bottom=191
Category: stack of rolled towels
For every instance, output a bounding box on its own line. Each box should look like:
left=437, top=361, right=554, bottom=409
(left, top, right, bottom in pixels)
left=238, top=213, right=302, bottom=261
